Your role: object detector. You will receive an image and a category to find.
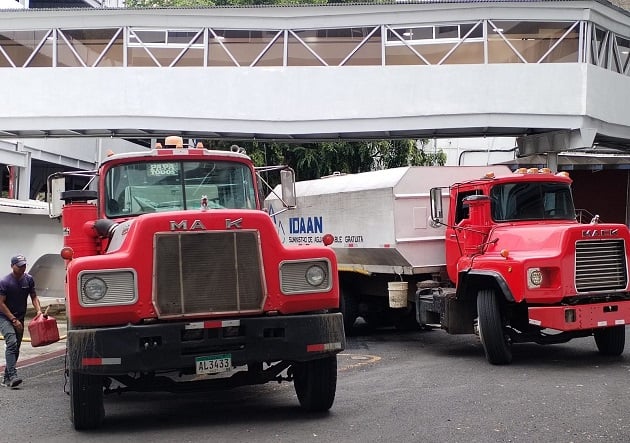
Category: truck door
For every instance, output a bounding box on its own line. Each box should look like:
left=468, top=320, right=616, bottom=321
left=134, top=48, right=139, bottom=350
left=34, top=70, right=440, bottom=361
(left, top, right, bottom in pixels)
left=444, top=189, right=481, bottom=284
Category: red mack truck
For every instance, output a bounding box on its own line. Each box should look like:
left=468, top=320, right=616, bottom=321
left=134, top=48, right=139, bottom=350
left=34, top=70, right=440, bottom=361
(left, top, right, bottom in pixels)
left=48, top=138, right=345, bottom=430
left=266, top=166, right=630, bottom=365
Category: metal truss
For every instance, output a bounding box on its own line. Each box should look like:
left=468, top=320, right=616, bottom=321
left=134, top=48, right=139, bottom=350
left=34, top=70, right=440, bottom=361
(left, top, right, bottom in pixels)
left=0, top=18, right=626, bottom=76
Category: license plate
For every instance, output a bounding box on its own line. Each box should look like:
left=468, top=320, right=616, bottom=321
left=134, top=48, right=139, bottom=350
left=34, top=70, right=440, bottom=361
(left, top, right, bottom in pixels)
left=195, top=354, right=232, bottom=375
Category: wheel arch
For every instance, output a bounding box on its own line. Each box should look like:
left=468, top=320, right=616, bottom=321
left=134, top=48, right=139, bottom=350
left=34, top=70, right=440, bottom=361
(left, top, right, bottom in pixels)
left=456, top=270, right=515, bottom=303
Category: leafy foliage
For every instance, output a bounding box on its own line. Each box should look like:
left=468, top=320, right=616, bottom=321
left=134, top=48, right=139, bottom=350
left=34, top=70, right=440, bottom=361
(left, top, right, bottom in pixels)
left=207, top=139, right=445, bottom=181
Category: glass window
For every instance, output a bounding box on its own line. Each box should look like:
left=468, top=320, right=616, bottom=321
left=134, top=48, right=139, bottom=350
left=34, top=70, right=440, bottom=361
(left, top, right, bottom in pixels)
left=291, top=27, right=379, bottom=66
left=490, top=181, right=575, bottom=222
left=0, top=30, right=49, bottom=67
left=132, top=30, right=165, bottom=45
left=436, top=26, right=458, bottom=39
left=454, top=190, right=482, bottom=224
left=488, top=21, right=579, bottom=64
left=104, top=160, right=256, bottom=217
left=58, top=28, right=122, bottom=67
left=209, top=29, right=280, bottom=67
left=615, top=36, right=630, bottom=73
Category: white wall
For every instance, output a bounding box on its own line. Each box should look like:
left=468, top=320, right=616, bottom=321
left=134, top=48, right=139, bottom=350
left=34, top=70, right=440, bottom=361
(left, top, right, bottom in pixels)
left=0, top=210, right=62, bottom=273
left=432, top=137, right=518, bottom=166
left=0, top=64, right=606, bottom=139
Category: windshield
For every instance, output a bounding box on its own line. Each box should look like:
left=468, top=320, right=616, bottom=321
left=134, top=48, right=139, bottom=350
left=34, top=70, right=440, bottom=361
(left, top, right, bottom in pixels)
left=104, top=160, right=256, bottom=217
left=490, top=181, right=575, bottom=222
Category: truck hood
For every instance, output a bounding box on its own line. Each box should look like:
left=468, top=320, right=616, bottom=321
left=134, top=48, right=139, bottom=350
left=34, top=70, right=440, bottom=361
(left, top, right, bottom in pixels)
left=488, top=222, right=629, bottom=258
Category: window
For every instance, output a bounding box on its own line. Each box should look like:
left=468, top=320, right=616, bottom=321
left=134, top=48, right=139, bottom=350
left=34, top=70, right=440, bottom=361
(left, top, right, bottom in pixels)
left=454, top=190, right=482, bottom=224
left=104, top=160, right=256, bottom=217
left=490, top=181, right=575, bottom=222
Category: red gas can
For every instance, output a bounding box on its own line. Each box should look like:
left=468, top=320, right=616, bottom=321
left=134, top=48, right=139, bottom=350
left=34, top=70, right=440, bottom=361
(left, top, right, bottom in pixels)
left=28, top=313, right=60, bottom=347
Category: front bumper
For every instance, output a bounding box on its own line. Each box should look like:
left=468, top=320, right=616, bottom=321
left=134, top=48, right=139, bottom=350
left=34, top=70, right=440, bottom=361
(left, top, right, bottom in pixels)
left=528, top=300, right=630, bottom=331
left=67, top=313, right=345, bottom=374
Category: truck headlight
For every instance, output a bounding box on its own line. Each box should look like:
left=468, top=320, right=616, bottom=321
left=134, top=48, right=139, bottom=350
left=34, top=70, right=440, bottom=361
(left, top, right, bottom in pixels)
left=280, top=259, right=332, bottom=294
left=78, top=269, right=137, bottom=306
left=528, top=268, right=543, bottom=288
left=83, top=277, right=107, bottom=300
left=305, top=265, right=326, bottom=287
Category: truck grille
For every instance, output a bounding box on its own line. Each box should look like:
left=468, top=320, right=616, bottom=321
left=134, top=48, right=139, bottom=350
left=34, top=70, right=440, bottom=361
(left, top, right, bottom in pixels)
left=154, top=230, right=265, bottom=317
left=575, top=239, right=628, bottom=293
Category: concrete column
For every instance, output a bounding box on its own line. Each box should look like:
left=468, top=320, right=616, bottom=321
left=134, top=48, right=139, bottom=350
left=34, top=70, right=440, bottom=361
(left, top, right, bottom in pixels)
left=16, top=142, right=31, bottom=200
left=546, top=152, right=559, bottom=172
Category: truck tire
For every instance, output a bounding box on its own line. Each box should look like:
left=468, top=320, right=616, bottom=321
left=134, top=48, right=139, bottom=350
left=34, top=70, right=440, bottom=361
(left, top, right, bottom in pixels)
left=70, top=370, right=105, bottom=430
left=293, top=356, right=337, bottom=412
left=594, top=325, right=626, bottom=356
left=477, top=289, right=512, bottom=365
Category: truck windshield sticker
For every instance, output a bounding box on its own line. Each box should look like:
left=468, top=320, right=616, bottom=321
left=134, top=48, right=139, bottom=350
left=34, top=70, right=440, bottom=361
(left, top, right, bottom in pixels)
left=148, top=162, right=179, bottom=176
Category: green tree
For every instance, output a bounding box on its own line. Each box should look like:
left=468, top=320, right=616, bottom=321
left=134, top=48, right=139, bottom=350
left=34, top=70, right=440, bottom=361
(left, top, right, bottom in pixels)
left=207, top=139, right=445, bottom=182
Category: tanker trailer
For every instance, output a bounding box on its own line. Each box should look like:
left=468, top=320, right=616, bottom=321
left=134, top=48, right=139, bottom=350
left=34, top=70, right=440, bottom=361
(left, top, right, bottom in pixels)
left=265, top=166, right=509, bottom=332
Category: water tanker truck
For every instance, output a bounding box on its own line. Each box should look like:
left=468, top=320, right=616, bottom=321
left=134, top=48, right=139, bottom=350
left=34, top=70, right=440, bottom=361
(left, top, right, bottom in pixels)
left=49, top=137, right=345, bottom=430
left=266, top=166, right=630, bottom=365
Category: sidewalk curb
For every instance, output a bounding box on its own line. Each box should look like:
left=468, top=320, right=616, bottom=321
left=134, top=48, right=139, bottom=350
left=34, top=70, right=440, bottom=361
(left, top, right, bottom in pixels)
left=0, top=346, right=66, bottom=372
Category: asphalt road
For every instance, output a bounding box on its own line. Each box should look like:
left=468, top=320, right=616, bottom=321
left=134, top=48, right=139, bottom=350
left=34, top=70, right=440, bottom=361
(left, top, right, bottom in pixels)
left=2, top=327, right=630, bottom=443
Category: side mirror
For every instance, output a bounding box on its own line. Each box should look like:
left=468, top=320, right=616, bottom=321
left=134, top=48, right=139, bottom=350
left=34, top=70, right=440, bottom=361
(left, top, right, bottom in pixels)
left=48, top=176, right=65, bottom=218
left=430, top=187, right=443, bottom=224
left=280, top=169, right=296, bottom=209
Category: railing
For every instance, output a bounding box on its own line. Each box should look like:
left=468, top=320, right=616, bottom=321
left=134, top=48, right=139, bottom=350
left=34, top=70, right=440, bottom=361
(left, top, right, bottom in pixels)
left=0, top=19, right=626, bottom=75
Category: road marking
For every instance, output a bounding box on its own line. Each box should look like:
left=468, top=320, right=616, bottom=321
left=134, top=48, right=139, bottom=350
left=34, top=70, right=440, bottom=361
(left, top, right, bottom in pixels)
left=337, top=353, right=381, bottom=371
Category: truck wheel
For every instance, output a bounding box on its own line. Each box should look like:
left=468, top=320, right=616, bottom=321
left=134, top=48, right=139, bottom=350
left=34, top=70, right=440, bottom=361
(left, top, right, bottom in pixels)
left=594, top=326, right=626, bottom=356
left=340, top=288, right=359, bottom=334
left=477, top=289, right=512, bottom=365
left=293, top=356, right=337, bottom=412
left=70, top=370, right=105, bottom=430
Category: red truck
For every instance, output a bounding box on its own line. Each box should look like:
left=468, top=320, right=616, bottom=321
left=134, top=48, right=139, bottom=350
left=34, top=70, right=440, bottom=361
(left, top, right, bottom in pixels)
left=423, top=167, right=630, bottom=364
left=49, top=138, right=345, bottom=430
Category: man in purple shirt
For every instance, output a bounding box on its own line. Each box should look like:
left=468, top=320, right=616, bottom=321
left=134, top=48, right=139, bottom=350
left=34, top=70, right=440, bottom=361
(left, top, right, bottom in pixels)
left=0, top=254, right=42, bottom=389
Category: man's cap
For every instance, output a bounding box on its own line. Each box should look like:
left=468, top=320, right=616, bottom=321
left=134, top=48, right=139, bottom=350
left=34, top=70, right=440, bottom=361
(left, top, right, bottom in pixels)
left=11, top=255, right=27, bottom=267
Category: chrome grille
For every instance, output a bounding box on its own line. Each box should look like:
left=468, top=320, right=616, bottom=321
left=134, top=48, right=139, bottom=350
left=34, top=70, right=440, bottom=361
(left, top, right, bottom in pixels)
left=154, top=230, right=265, bottom=317
left=575, top=239, right=628, bottom=292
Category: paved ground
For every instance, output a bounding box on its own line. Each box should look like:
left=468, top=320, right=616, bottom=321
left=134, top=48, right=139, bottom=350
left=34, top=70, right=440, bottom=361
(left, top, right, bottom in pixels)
left=0, top=297, right=67, bottom=372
